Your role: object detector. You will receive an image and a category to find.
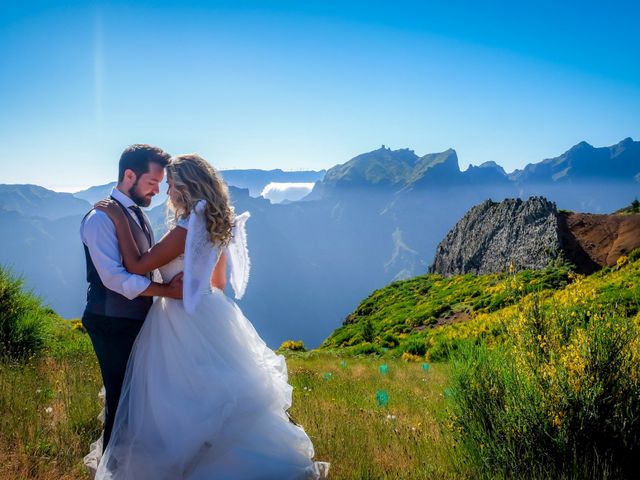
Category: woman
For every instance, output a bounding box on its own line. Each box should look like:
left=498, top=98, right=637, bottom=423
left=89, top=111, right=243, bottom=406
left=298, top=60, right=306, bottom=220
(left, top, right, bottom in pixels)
left=90, top=154, right=329, bottom=479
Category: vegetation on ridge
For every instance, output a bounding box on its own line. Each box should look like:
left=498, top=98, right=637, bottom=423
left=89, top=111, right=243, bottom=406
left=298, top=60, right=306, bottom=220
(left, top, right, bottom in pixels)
left=320, top=259, right=574, bottom=359
left=615, top=197, right=640, bottom=215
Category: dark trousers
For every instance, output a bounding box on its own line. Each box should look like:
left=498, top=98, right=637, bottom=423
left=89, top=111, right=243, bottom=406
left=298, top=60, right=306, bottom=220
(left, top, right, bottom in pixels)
left=82, top=311, right=144, bottom=452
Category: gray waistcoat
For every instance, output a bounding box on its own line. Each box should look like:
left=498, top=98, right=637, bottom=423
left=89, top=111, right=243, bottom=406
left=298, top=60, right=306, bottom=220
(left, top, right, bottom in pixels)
left=83, top=197, right=154, bottom=320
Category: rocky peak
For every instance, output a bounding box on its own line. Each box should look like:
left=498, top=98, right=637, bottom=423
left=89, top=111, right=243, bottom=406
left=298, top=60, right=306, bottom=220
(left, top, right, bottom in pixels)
left=430, top=195, right=640, bottom=276
left=429, top=196, right=562, bottom=276
left=406, top=149, right=461, bottom=187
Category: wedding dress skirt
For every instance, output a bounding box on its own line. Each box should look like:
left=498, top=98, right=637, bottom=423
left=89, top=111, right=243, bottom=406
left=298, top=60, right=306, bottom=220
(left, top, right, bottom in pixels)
left=92, top=287, right=329, bottom=479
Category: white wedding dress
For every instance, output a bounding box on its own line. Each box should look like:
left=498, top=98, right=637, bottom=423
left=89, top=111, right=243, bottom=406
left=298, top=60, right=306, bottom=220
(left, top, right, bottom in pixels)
left=86, top=202, right=329, bottom=480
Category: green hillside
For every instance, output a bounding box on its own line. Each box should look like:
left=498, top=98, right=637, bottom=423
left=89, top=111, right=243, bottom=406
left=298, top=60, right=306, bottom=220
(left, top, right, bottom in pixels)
left=321, top=249, right=640, bottom=361
left=319, top=248, right=640, bottom=477
left=320, top=260, right=572, bottom=357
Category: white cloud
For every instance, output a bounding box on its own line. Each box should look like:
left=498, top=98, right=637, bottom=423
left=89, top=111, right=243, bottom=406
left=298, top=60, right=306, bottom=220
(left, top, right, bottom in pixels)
left=260, top=182, right=316, bottom=204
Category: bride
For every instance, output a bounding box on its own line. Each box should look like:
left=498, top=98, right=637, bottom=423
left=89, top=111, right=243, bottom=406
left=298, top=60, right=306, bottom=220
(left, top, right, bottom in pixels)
left=87, top=154, right=330, bottom=479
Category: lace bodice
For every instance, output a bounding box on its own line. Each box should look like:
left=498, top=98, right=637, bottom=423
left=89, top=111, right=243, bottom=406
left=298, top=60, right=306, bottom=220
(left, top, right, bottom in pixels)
left=158, top=254, right=185, bottom=283
left=155, top=205, right=250, bottom=311
left=157, top=217, right=188, bottom=283
left=157, top=214, right=224, bottom=293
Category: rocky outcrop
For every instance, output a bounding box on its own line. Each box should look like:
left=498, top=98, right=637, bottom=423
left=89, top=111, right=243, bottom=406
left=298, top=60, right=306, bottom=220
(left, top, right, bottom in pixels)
left=430, top=196, right=640, bottom=276
left=429, top=197, right=563, bottom=276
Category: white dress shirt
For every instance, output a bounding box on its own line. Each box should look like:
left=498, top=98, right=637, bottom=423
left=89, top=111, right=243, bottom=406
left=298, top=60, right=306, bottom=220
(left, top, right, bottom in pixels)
left=80, top=187, right=154, bottom=300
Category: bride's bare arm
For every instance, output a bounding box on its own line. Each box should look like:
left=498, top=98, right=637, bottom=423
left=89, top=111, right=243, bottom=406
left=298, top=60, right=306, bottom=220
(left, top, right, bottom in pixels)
left=210, top=251, right=226, bottom=290
left=95, top=200, right=186, bottom=275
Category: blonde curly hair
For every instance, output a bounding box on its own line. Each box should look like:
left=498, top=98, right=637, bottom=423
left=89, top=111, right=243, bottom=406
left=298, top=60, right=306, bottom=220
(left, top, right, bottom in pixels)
left=166, top=153, right=235, bottom=247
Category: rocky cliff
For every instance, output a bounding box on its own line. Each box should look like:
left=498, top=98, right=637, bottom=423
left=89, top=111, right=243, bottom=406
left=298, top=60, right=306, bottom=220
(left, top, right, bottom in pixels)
left=429, top=197, right=561, bottom=276
left=430, top=196, right=640, bottom=276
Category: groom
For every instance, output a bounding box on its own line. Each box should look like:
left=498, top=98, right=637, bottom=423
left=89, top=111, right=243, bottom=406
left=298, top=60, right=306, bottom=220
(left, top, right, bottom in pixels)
left=81, top=144, right=182, bottom=453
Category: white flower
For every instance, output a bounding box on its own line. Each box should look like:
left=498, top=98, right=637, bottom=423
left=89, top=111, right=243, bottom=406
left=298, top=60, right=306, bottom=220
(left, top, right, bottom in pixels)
left=45, top=407, right=53, bottom=414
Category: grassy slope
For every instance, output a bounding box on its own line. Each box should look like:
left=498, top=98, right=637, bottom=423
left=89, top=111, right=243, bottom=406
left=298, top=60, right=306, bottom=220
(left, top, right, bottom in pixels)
left=321, top=250, right=640, bottom=361
left=0, top=316, right=101, bottom=480
left=320, top=262, right=573, bottom=358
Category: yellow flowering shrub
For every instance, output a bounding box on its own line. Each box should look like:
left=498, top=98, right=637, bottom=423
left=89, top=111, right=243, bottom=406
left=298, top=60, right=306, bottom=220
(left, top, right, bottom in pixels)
left=400, top=352, right=422, bottom=362
left=447, top=256, right=640, bottom=479
left=278, top=340, right=307, bottom=352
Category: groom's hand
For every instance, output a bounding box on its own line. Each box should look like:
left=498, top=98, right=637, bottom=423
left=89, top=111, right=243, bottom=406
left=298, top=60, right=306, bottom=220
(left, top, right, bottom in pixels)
left=167, top=272, right=184, bottom=299
left=139, top=273, right=184, bottom=299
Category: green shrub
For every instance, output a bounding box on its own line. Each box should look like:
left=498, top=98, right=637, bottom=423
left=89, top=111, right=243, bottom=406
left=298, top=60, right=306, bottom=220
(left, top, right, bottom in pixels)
left=0, top=266, right=51, bottom=360
left=362, top=318, right=374, bottom=342
left=349, top=342, right=383, bottom=356
left=448, top=294, right=640, bottom=479
left=379, top=332, right=399, bottom=348
left=400, top=337, right=427, bottom=356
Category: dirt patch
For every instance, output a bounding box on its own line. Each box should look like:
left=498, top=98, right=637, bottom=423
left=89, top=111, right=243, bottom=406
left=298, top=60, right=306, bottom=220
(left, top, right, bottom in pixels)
left=412, top=309, right=472, bottom=331
left=558, top=212, right=640, bottom=274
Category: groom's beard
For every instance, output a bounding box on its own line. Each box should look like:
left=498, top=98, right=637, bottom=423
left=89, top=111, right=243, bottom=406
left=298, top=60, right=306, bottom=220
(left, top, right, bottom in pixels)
left=129, top=181, right=153, bottom=207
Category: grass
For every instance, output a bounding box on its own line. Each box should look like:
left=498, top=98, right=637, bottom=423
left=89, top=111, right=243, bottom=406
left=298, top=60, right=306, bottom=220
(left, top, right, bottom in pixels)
left=0, top=353, right=103, bottom=479
left=285, top=352, right=459, bottom=479
left=0, top=349, right=461, bottom=479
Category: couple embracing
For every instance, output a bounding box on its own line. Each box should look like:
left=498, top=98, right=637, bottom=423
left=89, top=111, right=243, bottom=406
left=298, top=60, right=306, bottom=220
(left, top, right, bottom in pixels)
left=80, top=144, right=330, bottom=479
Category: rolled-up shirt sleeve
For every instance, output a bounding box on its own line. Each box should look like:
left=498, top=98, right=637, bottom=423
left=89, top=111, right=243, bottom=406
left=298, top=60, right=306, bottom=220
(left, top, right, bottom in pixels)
left=81, top=210, right=151, bottom=300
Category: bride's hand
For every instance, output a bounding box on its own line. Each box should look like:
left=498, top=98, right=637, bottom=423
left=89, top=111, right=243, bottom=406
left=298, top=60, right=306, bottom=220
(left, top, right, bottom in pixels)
left=95, top=199, right=126, bottom=226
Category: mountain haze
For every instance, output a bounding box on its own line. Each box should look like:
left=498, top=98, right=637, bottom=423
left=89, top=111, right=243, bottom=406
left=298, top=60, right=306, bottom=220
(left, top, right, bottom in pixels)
left=1, top=138, right=638, bottom=348
left=0, top=184, right=91, bottom=219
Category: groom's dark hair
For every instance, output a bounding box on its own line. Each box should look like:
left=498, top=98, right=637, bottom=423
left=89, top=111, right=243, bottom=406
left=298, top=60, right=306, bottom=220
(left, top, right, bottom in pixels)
left=118, top=144, right=171, bottom=181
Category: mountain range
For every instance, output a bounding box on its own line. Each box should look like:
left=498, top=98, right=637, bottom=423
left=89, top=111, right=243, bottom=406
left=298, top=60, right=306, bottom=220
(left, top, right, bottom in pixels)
left=0, top=138, right=637, bottom=348
left=73, top=169, right=326, bottom=207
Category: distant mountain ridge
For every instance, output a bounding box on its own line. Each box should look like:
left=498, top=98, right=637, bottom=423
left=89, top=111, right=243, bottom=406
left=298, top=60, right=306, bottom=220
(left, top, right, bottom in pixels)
left=306, top=138, right=639, bottom=211
left=0, top=184, right=91, bottom=219
left=73, top=169, right=327, bottom=205
left=305, top=146, right=492, bottom=198
left=509, top=137, right=640, bottom=183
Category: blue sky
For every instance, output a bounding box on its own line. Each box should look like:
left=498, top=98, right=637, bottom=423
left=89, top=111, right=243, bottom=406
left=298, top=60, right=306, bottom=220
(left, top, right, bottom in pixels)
left=1, top=0, right=639, bottom=191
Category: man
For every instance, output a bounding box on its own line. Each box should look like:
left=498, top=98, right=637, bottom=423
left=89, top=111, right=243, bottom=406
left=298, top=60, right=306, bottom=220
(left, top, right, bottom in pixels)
left=80, top=144, right=182, bottom=455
